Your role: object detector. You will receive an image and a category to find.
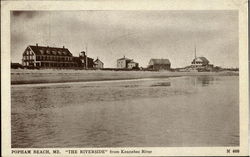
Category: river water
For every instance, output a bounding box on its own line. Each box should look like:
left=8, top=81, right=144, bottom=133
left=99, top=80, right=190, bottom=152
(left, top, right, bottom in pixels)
left=11, top=76, right=239, bottom=147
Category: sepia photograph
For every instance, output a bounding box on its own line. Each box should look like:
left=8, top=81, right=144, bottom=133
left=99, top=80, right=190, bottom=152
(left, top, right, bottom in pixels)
left=1, top=0, right=249, bottom=156
left=11, top=10, right=240, bottom=147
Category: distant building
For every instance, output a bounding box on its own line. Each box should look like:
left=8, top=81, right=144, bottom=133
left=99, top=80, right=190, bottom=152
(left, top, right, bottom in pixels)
left=190, top=56, right=213, bottom=71
left=191, top=57, right=209, bottom=66
left=117, top=56, right=132, bottom=68
left=21, top=44, right=96, bottom=69
left=188, top=45, right=213, bottom=72
left=148, top=59, right=171, bottom=71
left=22, top=44, right=76, bottom=68
left=127, top=60, right=139, bottom=69
left=73, top=51, right=95, bottom=69
left=94, top=58, right=104, bottom=69
left=117, top=56, right=139, bottom=69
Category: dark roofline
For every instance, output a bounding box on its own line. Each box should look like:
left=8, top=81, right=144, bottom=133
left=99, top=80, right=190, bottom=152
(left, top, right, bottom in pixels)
left=29, top=45, right=68, bottom=50
left=94, top=58, right=104, bottom=63
left=149, top=58, right=171, bottom=63
left=117, top=56, right=132, bottom=61
left=192, top=56, right=209, bottom=63
left=28, top=45, right=72, bottom=56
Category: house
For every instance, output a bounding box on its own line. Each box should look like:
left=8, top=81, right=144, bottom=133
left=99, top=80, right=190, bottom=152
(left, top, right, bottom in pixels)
left=74, top=51, right=95, bottom=69
left=148, top=59, right=171, bottom=71
left=127, top=60, right=139, bottom=69
left=190, top=57, right=213, bottom=72
left=21, top=44, right=95, bottom=69
left=117, top=56, right=132, bottom=68
left=94, top=58, right=104, bottom=69
left=191, top=57, right=209, bottom=66
left=22, top=44, right=77, bottom=68
left=117, top=56, right=139, bottom=69
left=188, top=46, right=213, bottom=71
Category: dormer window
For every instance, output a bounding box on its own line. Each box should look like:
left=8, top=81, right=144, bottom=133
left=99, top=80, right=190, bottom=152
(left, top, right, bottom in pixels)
left=52, top=50, right=57, bottom=55
left=39, top=50, right=44, bottom=55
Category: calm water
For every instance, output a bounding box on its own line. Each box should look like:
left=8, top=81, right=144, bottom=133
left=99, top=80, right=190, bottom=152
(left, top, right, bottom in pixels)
left=11, top=76, right=239, bottom=147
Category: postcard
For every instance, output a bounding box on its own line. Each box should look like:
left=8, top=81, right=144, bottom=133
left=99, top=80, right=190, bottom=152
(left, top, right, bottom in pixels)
left=1, top=0, right=249, bottom=156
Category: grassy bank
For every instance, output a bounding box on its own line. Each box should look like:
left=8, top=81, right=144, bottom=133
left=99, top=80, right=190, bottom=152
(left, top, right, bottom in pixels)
left=11, top=69, right=239, bottom=85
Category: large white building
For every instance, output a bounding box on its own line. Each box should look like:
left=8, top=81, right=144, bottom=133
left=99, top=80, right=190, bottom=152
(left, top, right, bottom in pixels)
left=22, top=44, right=76, bottom=68
left=117, top=56, right=139, bottom=69
left=191, top=57, right=209, bottom=67
left=190, top=57, right=213, bottom=71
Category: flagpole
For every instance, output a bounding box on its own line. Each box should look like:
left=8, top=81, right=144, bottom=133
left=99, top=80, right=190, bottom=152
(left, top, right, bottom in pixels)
left=86, top=44, right=88, bottom=69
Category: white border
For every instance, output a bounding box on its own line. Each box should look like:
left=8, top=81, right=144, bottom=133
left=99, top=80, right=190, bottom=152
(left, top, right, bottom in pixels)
left=1, top=0, right=249, bottom=156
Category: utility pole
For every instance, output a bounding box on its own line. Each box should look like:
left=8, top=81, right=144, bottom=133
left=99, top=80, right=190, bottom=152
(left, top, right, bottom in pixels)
left=195, top=44, right=197, bottom=59
left=194, top=44, right=197, bottom=68
left=85, top=44, right=88, bottom=69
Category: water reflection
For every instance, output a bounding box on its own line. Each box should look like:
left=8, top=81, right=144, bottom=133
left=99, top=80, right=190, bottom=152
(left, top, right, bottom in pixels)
left=197, top=76, right=215, bottom=86
left=11, top=76, right=239, bottom=147
left=151, top=82, right=171, bottom=87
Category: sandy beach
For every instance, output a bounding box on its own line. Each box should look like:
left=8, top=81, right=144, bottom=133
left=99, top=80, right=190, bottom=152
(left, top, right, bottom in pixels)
left=11, top=69, right=238, bottom=85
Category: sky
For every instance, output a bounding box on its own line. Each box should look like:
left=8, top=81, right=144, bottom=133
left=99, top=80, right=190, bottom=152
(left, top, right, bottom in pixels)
left=11, top=10, right=238, bottom=68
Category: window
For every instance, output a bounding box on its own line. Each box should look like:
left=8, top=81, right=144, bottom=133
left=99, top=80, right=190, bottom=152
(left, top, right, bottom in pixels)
left=39, top=50, right=44, bottom=54
left=52, top=51, right=57, bottom=55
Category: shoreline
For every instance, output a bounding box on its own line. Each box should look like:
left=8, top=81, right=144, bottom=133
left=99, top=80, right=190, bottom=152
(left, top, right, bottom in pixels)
left=11, top=78, right=171, bottom=87
left=11, top=69, right=239, bottom=85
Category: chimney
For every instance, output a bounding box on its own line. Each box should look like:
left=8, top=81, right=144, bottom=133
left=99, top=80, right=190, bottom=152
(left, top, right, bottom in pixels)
left=63, top=46, right=65, bottom=49
left=36, top=43, right=38, bottom=47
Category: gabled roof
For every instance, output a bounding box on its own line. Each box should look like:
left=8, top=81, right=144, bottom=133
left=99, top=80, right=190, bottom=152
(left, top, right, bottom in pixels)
left=149, top=59, right=171, bottom=65
left=94, top=58, right=103, bottom=64
left=28, top=45, right=72, bottom=56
